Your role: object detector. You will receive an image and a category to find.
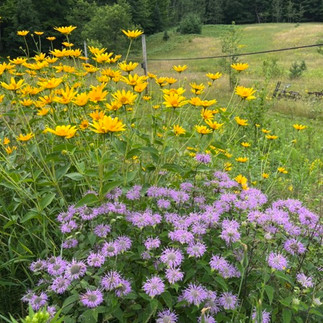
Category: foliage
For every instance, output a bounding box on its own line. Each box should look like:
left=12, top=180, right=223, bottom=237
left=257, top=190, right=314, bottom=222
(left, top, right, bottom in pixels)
left=0, top=25, right=322, bottom=321
left=179, top=14, right=202, bottom=35
left=262, top=57, right=283, bottom=79
left=289, top=60, right=307, bottom=79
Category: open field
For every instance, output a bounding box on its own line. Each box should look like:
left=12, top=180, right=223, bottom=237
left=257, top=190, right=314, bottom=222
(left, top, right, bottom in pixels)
left=143, top=23, right=323, bottom=119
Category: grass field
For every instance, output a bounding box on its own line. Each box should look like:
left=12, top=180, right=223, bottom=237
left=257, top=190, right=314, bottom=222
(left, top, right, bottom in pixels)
left=143, top=23, right=323, bottom=119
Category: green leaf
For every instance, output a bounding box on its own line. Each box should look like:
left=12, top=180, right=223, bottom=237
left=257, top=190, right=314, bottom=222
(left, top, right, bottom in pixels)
left=102, top=180, right=123, bottom=195
left=56, top=164, right=71, bottom=180
left=62, top=294, right=79, bottom=314
left=264, top=285, right=274, bottom=305
left=161, top=291, right=173, bottom=308
left=65, top=172, right=84, bottom=181
left=75, top=194, right=98, bottom=207
left=282, top=309, right=292, bottom=323
left=309, top=309, right=323, bottom=317
left=274, top=271, right=293, bottom=285
left=162, top=163, right=183, bottom=174
left=40, top=192, right=56, bottom=209
left=20, top=211, right=39, bottom=223
left=214, top=276, right=228, bottom=291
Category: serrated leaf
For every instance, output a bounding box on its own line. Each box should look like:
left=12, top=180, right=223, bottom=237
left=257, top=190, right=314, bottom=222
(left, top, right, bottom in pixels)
left=40, top=192, right=56, bottom=209
left=65, top=172, right=84, bottom=181
left=75, top=194, right=98, bottom=207
left=264, top=285, right=274, bottom=305
left=282, top=309, right=292, bottom=323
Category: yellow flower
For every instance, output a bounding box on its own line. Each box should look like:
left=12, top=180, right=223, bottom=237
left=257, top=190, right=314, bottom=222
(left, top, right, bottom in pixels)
left=106, top=100, right=122, bottom=111
left=134, top=82, right=148, bottom=93
left=3, top=137, right=10, bottom=145
left=173, top=125, right=186, bottom=136
left=278, top=167, right=288, bottom=174
left=163, top=93, right=188, bottom=109
left=206, top=72, right=222, bottom=81
left=62, top=42, right=74, bottom=47
left=83, top=63, right=99, bottom=73
left=235, top=157, right=248, bottom=163
left=165, top=77, right=177, bottom=85
left=155, top=77, right=168, bottom=87
left=0, top=94, right=5, bottom=103
left=241, top=142, right=251, bottom=147
left=37, top=107, right=50, bottom=116
left=37, top=77, right=63, bottom=89
left=163, top=88, right=186, bottom=95
left=234, top=174, right=248, bottom=189
left=261, top=128, right=271, bottom=134
left=46, top=36, right=56, bottom=41
left=54, top=26, right=77, bottom=35
left=224, top=162, right=232, bottom=172
left=122, top=29, right=144, bottom=39
left=17, top=30, right=29, bottom=36
left=1, top=77, right=24, bottom=91
left=153, top=105, right=160, bottom=110
left=205, top=119, right=224, bottom=130
left=189, top=97, right=203, bottom=107
left=5, top=146, right=17, bottom=154
left=88, top=84, right=108, bottom=103
left=73, top=92, right=89, bottom=106
left=173, top=65, right=187, bottom=73
left=119, top=61, right=138, bottom=73
left=195, top=125, right=212, bottom=135
left=34, top=31, right=44, bottom=36
left=89, top=110, right=105, bottom=121
left=265, top=135, right=278, bottom=140
left=19, top=98, right=34, bottom=107
left=293, top=124, right=307, bottom=131
left=90, top=115, right=126, bottom=133
left=80, top=120, right=89, bottom=130
left=262, top=173, right=269, bottom=179
left=200, top=99, right=217, bottom=108
left=45, top=125, right=77, bottom=139
left=190, top=82, right=205, bottom=95
left=112, top=89, right=137, bottom=106
left=235, top=116, right=248, bottom=126
left=10, top=57, right=28, bottom=65
left=142, top=95, right=151, bottom=101
left=201, top=109, right=214, bottom=121
left=17, top=132, right=34, bottom=141
left=33, top=53, right=46, bottom=61
left=235, top=86, right=256, bottom=100
left=231, top=63, right=249, bottom=72
left=54, top=85, right=77, bottom=104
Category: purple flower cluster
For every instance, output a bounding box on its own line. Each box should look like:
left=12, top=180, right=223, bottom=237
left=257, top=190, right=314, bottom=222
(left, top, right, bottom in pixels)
left=101, top=271, right=132, bottom=297
left=143, top=276, right=165, bottom=297
left=195, top=153, right=212, bottom=164
left=210, top=255, right=241, bottom=279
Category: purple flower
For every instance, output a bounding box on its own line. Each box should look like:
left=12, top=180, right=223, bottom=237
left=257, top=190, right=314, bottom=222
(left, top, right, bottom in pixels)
left=220, top=227, right=240, bottom=245
left=156, top=309, right=178, bottom=323
left=219, top=292, right=238, bottom=310
left=126, top=185, right=142, bottom=200
left=101, top=241, right=118, bottom=257
left=157, top=199, right=171, bottom=209
left=252, top=309, right=271, bottom=323
left=87, top=252, right=105, bottom=267
left=195, top=153, right=211, bottom=164
left=165, top=268, right=184, bottom=284
left=105, top=187, right=122, bottom=200
left=30, top=259, right=47, bottom=272
left=65, top=260, right=87, bottom=280
left=62, top=238, right=78, bottom=249
left=284, top=239, right=306, bottom=255
left=144, top=237, right=161, bottom=250
left=30, top=292, right=48, bottom=311
left=205, top=291, right=221, bottom=314
left=51, top=276, right=71, bottom=294
left=94, top=224, right=111, bottom=238
left=297, top=273, right=313, bottom=288
left=79, top=206, right=97, bottom=220
left=209, top=255, right=240, bottom=279
left=115, top=278, right=132, bottom=297
left=267, top=252, right=288, bottom=271
left=180, top=182, right=193, bottom=191
left=115, top=236, right=132, bottom=252
left=182, top=283, right=208, bottom=306
left=60, top=220, right=78, bottom=233
left=101, top=271, right=122, bottom=291
left=168, top=229, right=194, bottom=244
left=143, top=276, right=165, bottom=297
left=160, top=248, right=184, bottom=268
left=169, top=190, right=190, bottom=204
left=199, top=314, right=216, bottom=323
left=187, top=242, right=207, bottom=258
left=147, top=186, right=168, bottom=198
left=47, top=257, right=67, bottom=276
left=80, top=290, right=104, bottom=308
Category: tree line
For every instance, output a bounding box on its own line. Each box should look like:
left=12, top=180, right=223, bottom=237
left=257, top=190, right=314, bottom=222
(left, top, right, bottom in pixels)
left=1, top=0, right=323, bottom=56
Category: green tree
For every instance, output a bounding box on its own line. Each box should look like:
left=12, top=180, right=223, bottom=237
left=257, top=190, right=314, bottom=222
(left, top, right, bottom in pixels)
left=272, top=0, right=283, bottom=22
left=82, top=3, right=133, bottom=53
left=205, top=0, right=224, bottom=24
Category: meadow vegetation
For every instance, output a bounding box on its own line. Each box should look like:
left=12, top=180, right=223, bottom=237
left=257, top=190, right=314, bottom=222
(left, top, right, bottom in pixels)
left=0, top=24, right=322, bottom=322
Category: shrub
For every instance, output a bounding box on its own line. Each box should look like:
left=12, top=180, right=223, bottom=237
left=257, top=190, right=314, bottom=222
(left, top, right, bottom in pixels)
left=179, top=14, right=202, bottom=35
left=289, top=60, right=307, bottom=79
